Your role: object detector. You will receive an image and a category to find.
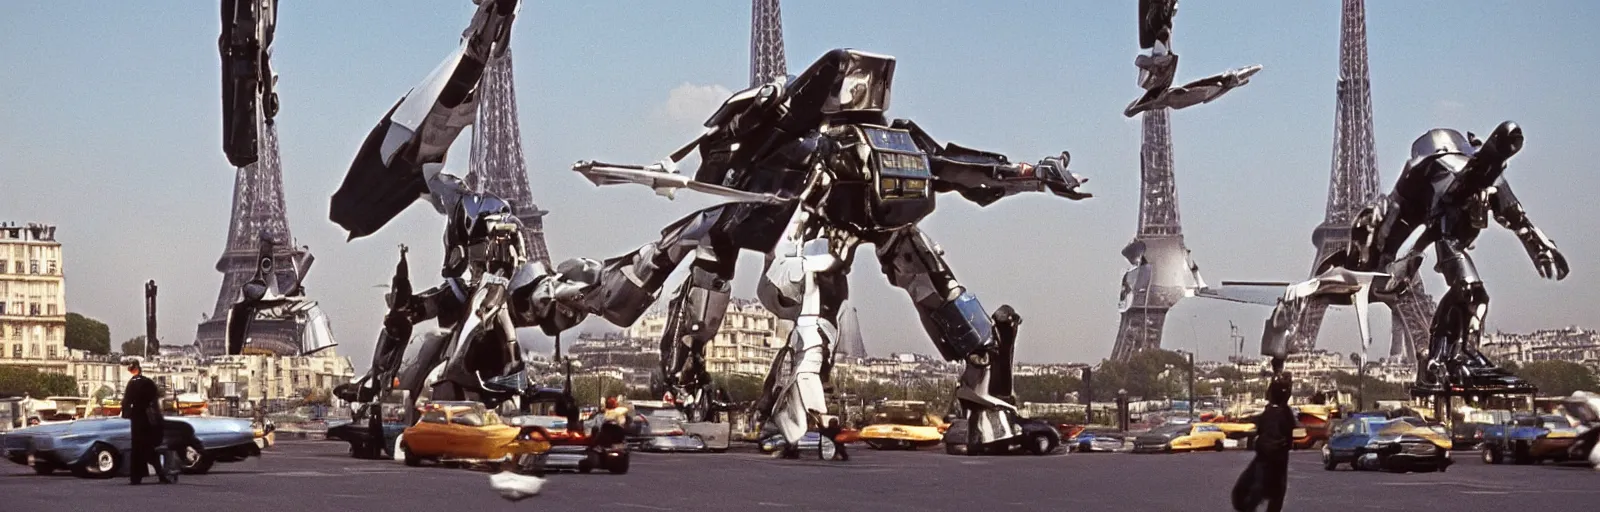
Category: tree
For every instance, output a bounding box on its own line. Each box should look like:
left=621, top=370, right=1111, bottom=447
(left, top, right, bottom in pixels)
left=1014, top=374, right=1084, bottom=403
left=121, top=335, right=148, bottom=356
left=92, top=385, right=115, bottom=401
left=1516, top=360, right=1599, bottom=397
left=64, top=312, right=111, bottom=355
left=711, top=374, right=765, bottom=403
left=0, top=366, right=80, bottom=397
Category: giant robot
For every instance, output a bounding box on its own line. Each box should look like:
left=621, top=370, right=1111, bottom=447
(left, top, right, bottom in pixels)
left=567, top=48, right=1091, bottom=458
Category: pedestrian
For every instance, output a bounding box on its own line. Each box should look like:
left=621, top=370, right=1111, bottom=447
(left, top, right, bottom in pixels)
left=121, top=359, right=175, bottom=485
left=1232, top=371, right=1294, bottom=512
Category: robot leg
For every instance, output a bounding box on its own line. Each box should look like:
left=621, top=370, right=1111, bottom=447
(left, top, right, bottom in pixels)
left=877, top=229, right=1020, bottom=445
left=659, top=256, right=734, bottom=417
left=1427, top=242, right=1489, bottom=385
left=579, top=205, right=730, bottom=326
left=761, top=230, right=849, bottom=453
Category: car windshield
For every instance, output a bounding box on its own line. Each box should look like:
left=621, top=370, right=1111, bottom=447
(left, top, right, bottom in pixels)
left=639, top=407, right=684, bottom=422
left=871, top=408, right=934, bottom=426
left=1540, top=416, right=1570, bottom=429
left=1150, top=424, right=1189, bottom=436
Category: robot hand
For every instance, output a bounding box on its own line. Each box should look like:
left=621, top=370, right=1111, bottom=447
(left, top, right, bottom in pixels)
left=1032, top=152, right=1092, bottom=200
left=1528, top=242, right=1570, bottom=281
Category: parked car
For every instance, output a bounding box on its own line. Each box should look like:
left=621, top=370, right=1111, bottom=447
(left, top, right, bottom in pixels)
left=1480, top=413, right=1580, bottom=465
left=859, top=401, right=947, bottom=450
left=616, top=401, right=721, bottom=453
left=0, top=415, right=259, bottom=478
left=506, top=388, right=629, bottom=474
left=942, top=416, right=1060, bottom=455
left=1323, top=416, right=1452, bottom=472
left=395, top=401, right=550, bottom=469
left=1451, top=408, right=1511, bottom=449
left=1292, top=405, right=1336, bottom=450
left=1069, top=429, right=1128, bottom=453
left=326, top=416, right=405, bottom=459
left=1132, top=422, right=1227, bottom=453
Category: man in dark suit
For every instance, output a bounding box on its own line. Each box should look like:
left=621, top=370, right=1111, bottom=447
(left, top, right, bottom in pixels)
left=1233, top=372, right=1294, bottom=512
left=122, top=359, right=174, bottom=485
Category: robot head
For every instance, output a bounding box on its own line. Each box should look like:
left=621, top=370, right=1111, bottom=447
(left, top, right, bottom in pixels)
left=443, top=193, right=526, bottom=277
left=820, top=50, right=896, bottom=115
left=1409, top=128, right=1477, bottom=160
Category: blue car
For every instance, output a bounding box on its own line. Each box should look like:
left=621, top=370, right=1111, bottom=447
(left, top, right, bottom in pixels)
left=1, top=416, right=259, bottom=478
left=1323, top=416, right=1453, bottom=472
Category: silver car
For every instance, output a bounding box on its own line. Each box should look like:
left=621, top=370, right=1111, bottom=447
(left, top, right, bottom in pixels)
left=0, top=416, right=259, bottom=478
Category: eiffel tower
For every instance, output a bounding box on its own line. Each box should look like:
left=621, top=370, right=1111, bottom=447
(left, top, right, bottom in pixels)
left=197, top=123, right=309, bottom=356
left=1290, top=0, right=1435, bottom=362
left=750, top=0, right=786, bottom=87
left=1108, top=108, right=1207, bottom=361
left=465, top=48, right=552, bottom=269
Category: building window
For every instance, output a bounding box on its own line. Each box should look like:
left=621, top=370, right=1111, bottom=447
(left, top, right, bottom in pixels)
left=47, top=346, right=56, bottom=359
left=46, top=305, right=56, bottom=316
left=30, top=344, right=39, bottom=357
left=0, top=303, right=5, bottom=315
left=29, top=304, right=39, bottom=316
left=0, top=260, right=7, bottom=274
left=46, top=260, right=56, bottom=275
left=29, top=261, right=38, bottom=274
left=11, top=262, right=20, bottom=274
left=8, top=325, right=17, bottom=340
left=9, top=345, right=17, bottom=358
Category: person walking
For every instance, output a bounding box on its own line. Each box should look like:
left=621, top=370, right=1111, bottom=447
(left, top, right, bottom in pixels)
left=122, top=359, right=175, bottom=485
left=1232, top=371, right=1294, bottom=511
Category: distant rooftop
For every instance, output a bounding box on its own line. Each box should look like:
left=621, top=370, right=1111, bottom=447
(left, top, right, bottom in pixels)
left=0, top=222, right=58, bottom=243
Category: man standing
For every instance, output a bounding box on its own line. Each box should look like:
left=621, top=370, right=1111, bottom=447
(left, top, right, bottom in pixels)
left=122, top=359, right=174, bottom=485
left=1233, top=372, right=1294, bottom=511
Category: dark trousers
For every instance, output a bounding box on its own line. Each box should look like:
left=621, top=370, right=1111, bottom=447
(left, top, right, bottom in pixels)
left=1232, top=453, right=1288, bottom=512
left=128, top=427, right=174, bottom=483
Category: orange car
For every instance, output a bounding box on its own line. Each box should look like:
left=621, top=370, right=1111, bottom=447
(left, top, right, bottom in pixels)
left=397, top=401, right=551, bottom=468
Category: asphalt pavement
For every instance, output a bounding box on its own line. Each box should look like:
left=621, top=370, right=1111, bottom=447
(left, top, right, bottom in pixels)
left=4, top=441, right=1597, bottom=511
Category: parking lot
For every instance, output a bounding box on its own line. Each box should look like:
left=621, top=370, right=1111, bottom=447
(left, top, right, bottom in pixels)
left=3, top=440, right=1598, bottom=511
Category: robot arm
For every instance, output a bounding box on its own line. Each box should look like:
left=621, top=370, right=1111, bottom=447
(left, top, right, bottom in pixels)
left=219, top=0, right=277, bottom=168
left=891, top=119, right=1091, bottom=206
left=339, top=247, right=455, bottom=404
left=1491, top=180, right=1569, bottom=280
left=507, top=258, right=602, bottom=336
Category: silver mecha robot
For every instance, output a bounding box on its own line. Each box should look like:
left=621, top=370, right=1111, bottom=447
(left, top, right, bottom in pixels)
left=320, top=0, right=596, bottom=419
left=219, top=0, right=277, bottom=168
left=1214, top=123, right=1568, bottom=391
left=1125, top=0, right=1260, bottom=118
left=568, top=49, right=1091, bottom=458
left=223, top=233, right=338, bottom=357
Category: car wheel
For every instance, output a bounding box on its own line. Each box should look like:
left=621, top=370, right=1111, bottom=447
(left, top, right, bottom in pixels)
left=1323, top=451, right=1338, bottom=471
left=1163, top=444, right=1173, bottom=454
left=1246, top=436, right=1256, bottom=450
left=578, top=458, right=594, bottom=474
left=945, top=443, right=964, bottom=455
left=819, top=437, right=838, bottom=461
left=75, top=444, right=120, bottom=479
left=401, top=440, right=421, bottom=467
left=607, top=452, right=630, bottom=475
left=179, top=444, right=215, bottom=475
left=1482, top=446, right=1502, bottom=465
left=864, top=439, right=886, bottom=450
left=1027, top=433, right=1058, bottom=456
left=33, top=461, right=56, bottom=475
left=1213, top=440, right=1225, bottom=452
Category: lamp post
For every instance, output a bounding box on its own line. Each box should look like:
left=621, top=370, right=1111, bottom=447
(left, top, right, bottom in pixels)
left=1117, top=388, right=1130, bottom=433
left=1187, top=351, right=1196, bottom=422
left=1349, top=352, right=1366, bottom=413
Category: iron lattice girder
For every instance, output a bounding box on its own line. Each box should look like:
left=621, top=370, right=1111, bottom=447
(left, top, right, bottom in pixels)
left=1291, top=0, right=1436, bottom=358
left=200, top=123, right=307, bottom=356
left=749, top=0, right=787, bottom=87
left=466, top=49, right=553, bottom=269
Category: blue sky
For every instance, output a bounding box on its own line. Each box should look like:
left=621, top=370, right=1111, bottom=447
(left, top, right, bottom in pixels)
left=2, top=1, right=1596, bottom=369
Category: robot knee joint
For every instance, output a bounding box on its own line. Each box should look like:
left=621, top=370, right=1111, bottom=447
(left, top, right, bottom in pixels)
left=927, top=291, right=995, bottom=361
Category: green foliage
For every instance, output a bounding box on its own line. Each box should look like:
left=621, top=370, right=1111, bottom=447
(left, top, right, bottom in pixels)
left=1086, top=349, right=1192, bottom=401
left=0, top=366, right=80, bottom=397
left=120, top=335, right=147, bottom=356
left=570, top=376, right=629, bottom=408
left=92, top=385, right=115, bottom=401
left=1014, top=374, right=1084, bottom=403
left=1516, top=360, right=1599, bottom=397
left=712, top=373, right=765, bottom=403
left=1328, top=371, right=1411, bottom=403
left=64, top=312, right=111, bottom=355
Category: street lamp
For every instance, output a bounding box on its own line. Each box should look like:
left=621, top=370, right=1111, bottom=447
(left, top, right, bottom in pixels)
left=1349, top=352, right=1366, bottom=413
left=1187, top=351, right=1196, bottom=422
left=1116, top=389, right=1130, bottom=432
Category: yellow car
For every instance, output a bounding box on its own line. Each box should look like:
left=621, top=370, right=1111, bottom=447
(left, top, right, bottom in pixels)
left=397, top=401, right=551, bottom=468
left=860, top=401, right=948, bottom=450
left=1132, top=422, right=1228, bottom=453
